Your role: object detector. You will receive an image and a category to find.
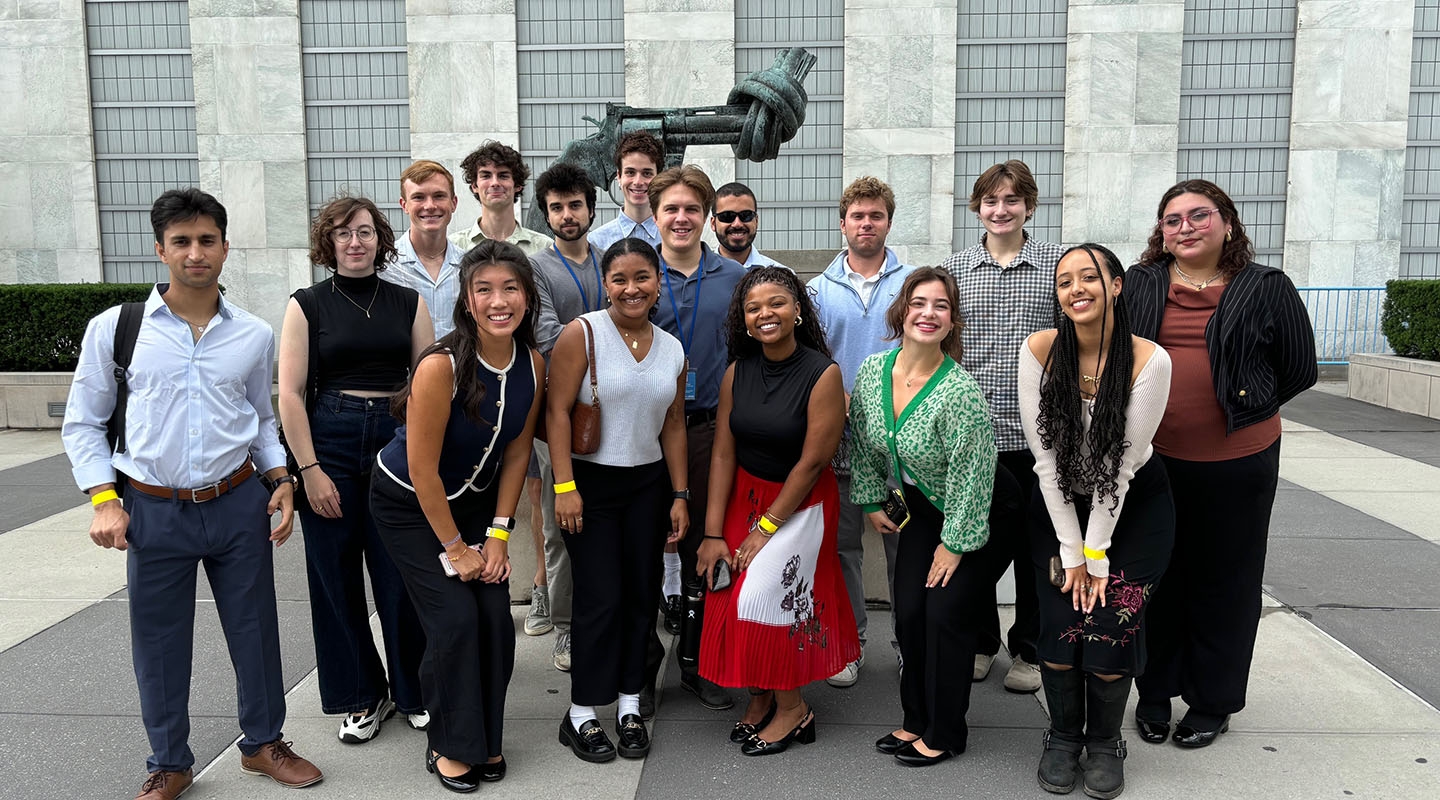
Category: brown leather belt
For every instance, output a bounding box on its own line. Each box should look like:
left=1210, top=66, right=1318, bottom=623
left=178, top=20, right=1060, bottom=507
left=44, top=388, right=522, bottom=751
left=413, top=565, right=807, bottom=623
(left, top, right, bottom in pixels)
left=126, top=461, right=256, bottom=503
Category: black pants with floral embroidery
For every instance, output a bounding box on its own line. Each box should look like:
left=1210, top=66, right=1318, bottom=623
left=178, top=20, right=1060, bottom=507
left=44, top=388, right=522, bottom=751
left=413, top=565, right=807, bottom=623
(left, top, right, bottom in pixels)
left=1028, top=457, right=1174, bottom=676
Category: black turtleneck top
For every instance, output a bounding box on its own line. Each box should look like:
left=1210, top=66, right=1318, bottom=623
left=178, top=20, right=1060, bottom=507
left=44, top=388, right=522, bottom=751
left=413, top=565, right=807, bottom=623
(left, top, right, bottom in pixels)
left=292, top=271, right=420, bottom=394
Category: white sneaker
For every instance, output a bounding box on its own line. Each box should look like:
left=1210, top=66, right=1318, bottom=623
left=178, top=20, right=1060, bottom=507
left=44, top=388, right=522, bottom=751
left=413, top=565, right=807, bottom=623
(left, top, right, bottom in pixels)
left=973, top=653, right=994, bottom=682
left=406, top=710, right=430, bottom=731
left=826, top=653, right=865, bottom=688
left=553, top=631, right=572, bottom=672
left=337, top=697, right=395, bottom=743
left=1004, top=654, right=1042, bottom=693
left=525, top=585, right=553, bottom=636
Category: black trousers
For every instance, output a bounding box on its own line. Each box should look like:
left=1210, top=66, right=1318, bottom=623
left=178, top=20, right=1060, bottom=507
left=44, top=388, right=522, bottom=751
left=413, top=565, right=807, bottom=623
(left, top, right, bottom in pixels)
left=565, top=458, right=669, bottom=706
left=892, top=485, right=1011, bottom=752
left=1137, top=439, right=1281, bottom=717
left=370, top=473, right=514, bottom=764
left=648, top=419, right=714, bottom=686
left=977, top=449, right=1040, bottom=662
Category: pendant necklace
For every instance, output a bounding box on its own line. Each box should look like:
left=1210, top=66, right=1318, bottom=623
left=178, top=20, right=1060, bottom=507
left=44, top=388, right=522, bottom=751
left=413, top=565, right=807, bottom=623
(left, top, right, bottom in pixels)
left=619, top=326, right=645, bottom=350
left=1173, top=263, right=1222, bottom=290
left=333, top=282, right=378, bottom=318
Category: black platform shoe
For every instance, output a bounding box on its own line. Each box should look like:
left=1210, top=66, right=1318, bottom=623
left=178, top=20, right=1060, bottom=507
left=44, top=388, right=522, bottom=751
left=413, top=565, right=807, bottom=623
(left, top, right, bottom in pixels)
left=477, top=756, right=505, bottom=782
left=426, top=750, right=481, bottom=794
left=740, top=708, right=816, bottom=756
left=616, top=714, right=651, bottom=758
left=1172, top=715, right=1230, bottom=749
left=559, top=716, right=617, bottom=763
left=875, top=732, right=918, bottom=755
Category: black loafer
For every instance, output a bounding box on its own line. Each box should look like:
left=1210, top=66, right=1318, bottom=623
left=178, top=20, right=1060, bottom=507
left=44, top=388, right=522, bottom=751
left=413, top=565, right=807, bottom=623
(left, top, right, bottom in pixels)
left=894, top=740, right=957, bottom=767
left=680, top=674, right=734, bottom=710
left=1135, top=714, right=1170, bottom=744
left=477, top=756, right=505, bottom=782
left=663, top=595, right=682, bottom=635
left=559, top=716, right=617, bottom=763
left=1173, top=716, right=1230, bottom=749
left=426, top=750, right=480, bottom=793
left=615, top=714, right=651, bottom=758
left=875, top=732, right=918, bottom=755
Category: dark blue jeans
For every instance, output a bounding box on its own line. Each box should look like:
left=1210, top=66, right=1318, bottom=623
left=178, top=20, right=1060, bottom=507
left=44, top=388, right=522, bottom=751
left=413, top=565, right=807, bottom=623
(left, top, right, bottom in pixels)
left=298, top=391, right=425, bottom=715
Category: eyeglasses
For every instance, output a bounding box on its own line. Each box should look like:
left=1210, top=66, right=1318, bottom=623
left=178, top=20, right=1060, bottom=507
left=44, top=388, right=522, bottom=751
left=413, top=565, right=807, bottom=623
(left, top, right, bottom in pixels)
left=715, top=210, right=757, bottom=224
left=1159, top=208, right=1220, bottom=233
left=331, top=226, right=376, bottom=244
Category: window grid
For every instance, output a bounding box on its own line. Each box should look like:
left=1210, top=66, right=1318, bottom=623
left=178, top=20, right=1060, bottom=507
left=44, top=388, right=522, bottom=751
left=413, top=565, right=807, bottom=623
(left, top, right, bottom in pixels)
left=516, top=0, right=624, bottom=229
left=953, top=0, right=1067, bottom=250
left=1177, top=0, right=1297, bottom=268
left=300, top=0, right=410, bottom=276
left=1404, top=0, right=1440, bottom=278
left=86, top=0, right=198, bottom=283
left=735, top=0, right=844, bottom=251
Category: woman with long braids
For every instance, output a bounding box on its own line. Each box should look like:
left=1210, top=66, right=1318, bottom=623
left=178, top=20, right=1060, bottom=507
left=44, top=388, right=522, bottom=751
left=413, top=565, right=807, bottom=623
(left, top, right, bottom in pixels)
left=1020, top=244, right=1173, bottom=798
left=1127, top=181, right=1315, bottom=749
left=369, top=240, right=545, bottom=792
left=697, top=266, right=858, bottom=757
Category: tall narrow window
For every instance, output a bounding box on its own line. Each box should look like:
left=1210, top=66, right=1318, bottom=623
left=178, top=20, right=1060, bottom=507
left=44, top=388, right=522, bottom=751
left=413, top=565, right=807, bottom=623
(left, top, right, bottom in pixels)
left=1404, top=0, right=1440, bottom=279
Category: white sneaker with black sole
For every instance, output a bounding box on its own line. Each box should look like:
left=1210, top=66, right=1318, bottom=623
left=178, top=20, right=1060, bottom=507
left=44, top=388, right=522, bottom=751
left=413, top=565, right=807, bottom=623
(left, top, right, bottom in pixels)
left=337, top=697, right=396, bottom=743
left=406, top=710, right=431, bottom=731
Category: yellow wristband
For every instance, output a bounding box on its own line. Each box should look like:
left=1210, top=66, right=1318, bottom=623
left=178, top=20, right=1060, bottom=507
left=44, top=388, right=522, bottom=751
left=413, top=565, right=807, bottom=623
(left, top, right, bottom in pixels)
left=1083, top=546, right=1106, bottom=560
left=757, top=515, right=779, bottom=534
left=486, top=526, right=511, bottom=542
left=554, top=480, right=576, bottom=494
left=91, top=489, right=119, bottom=507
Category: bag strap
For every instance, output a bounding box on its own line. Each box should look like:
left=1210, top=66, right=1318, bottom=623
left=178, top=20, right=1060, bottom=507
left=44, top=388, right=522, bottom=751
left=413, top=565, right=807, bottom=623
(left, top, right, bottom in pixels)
left=578, top=317, right=599, bottom=401
left=109, top=302, right=145, bottom=455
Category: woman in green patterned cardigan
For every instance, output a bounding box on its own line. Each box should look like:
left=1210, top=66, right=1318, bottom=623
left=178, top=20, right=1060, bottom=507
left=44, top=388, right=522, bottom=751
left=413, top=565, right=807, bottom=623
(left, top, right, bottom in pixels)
left=849, top=267, right=1007, bottom=767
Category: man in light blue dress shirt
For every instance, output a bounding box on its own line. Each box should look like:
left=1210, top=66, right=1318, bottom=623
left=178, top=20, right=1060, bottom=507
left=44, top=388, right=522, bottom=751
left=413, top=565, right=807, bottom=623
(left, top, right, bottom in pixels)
left=383, top=159, right=466, bottom=337
left=61, top=189, right=322, bottom=799
left=587, top=130, right=665, bottom=253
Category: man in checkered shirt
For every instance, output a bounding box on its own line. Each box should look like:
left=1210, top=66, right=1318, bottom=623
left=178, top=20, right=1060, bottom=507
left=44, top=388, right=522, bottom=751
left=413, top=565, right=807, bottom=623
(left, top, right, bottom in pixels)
left=941, top=160, right=1065, bottom=695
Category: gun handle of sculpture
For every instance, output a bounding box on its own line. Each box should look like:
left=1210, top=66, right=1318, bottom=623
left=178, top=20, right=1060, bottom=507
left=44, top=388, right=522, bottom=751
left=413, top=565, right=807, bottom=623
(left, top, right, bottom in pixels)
left=522, top=135, right=618, bottom=234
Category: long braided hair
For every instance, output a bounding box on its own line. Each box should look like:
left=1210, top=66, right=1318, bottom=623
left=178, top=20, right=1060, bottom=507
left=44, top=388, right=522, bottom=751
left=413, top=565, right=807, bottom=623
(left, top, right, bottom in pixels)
left=1034, top=243, right=1134, bottom=512
left=724, top=266, right=832, bottom=362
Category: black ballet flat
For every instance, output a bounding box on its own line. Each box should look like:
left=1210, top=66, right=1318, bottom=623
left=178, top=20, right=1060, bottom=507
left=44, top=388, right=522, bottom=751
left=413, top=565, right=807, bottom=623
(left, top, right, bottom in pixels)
left=426, top=750, right=480, bottom=794
left=740, top=709, right=816, bottom=756
left=893, top=740, right=957, bottom=767
left=477, top=756, right=505, bottom=782
left=1172, top=716, right=1230, bottom=749
left=875, top=732, right=918, bottom=755
left=1135, top=714, right=1171, bottom=744
left=730, top=697, right=778, bottom=743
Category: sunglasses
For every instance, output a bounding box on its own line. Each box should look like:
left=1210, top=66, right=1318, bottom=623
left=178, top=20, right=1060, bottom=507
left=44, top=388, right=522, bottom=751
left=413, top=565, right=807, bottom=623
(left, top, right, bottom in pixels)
left=715, top=210, right=757, bottom=224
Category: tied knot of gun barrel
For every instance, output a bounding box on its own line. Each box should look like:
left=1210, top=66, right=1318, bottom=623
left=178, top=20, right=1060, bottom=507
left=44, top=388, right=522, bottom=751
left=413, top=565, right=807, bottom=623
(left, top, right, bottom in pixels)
left=728, top=48, right=819, bottom=162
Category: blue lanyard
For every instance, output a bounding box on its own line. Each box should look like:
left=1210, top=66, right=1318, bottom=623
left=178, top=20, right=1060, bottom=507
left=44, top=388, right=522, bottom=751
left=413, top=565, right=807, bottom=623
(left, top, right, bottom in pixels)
left=554, top=245, right=602, bottom=313
left=660, top=251, right=706, bottom=355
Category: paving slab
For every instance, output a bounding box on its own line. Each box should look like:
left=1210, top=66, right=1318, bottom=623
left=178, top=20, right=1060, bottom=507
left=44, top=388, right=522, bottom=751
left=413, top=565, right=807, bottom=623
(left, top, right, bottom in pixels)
left=1285, top=389, right=1440, bottom=435
left=1265, top=536, right=1440, bottom=609
left=0, top=428, right=67, bottom=471
left=0, top=453, right=88, bottom=533
left=1270, top=482, right=1417, bottom=541
left=1304, top=608, right=1440, bottom=712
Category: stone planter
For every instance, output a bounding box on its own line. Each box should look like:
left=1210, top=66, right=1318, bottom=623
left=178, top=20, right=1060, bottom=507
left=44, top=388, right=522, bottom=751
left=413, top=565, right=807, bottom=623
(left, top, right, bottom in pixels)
left=0, top=372, right=73, bottom=429
left=1347, top=354, right=1440, bottom=420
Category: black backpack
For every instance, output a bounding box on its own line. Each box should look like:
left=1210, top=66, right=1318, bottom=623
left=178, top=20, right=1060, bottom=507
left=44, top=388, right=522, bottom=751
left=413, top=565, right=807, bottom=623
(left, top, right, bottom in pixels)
left=104, top=302, right=145, bottom=495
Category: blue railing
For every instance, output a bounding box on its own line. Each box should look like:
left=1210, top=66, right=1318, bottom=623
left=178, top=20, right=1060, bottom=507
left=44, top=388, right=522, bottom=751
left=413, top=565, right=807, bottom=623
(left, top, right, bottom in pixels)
left=1295, top=287, right=1390, bottom=365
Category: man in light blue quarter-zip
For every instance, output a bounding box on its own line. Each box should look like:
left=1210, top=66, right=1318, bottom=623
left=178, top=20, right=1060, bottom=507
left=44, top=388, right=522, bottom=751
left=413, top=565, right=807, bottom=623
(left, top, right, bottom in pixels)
left=806, top=176, right=915, bottom=690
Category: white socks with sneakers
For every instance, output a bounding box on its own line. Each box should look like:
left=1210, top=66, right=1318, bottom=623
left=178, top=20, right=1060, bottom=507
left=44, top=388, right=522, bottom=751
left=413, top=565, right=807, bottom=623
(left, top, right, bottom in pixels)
left=662, top=551, right=681, bottom=598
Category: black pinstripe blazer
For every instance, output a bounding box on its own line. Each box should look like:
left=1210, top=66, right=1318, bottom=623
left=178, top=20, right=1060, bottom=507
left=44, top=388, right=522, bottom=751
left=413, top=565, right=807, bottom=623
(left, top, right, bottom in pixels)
left=1123, top=260, right=1317, bottom=434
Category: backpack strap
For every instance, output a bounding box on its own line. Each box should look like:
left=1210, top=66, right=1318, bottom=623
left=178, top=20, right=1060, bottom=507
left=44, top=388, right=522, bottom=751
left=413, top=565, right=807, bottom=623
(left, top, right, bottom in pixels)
left=108, top=302, right=145, bottom=456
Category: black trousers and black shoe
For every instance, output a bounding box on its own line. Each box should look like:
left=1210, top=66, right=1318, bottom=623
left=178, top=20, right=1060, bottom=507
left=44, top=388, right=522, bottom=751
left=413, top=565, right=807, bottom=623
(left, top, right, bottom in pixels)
left=977, top=449, right=1041, bottom=667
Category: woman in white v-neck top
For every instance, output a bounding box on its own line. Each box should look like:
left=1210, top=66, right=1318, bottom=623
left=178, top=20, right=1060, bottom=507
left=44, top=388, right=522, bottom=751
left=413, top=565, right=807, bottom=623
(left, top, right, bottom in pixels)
left=545, top=237, right=689, bottom=763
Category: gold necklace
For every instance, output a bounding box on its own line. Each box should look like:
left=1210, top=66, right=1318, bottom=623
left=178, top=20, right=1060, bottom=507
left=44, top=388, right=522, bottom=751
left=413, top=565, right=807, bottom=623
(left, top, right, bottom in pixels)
left=899, top=356, right=944, bottom=388
left=618, top=325, right=647, bottom=350
left=332, top=281, right=378, bottom=318
left=1173, top=263, right=1222, bottom=290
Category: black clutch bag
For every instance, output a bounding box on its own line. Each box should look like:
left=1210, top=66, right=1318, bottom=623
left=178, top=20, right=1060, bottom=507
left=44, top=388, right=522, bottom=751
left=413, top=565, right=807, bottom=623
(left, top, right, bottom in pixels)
left=881, top=476, right=911, bottom=530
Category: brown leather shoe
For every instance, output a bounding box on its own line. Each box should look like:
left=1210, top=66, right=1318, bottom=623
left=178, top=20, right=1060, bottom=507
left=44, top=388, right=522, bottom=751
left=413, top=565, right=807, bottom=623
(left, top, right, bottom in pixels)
left=239, top=739, right=323, bottom=788
left=136, top=768, right=192, bottom=799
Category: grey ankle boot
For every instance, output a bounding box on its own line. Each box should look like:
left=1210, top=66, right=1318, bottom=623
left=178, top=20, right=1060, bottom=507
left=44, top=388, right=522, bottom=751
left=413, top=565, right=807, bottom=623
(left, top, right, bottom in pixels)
left=1082, top=673, right=1133, bottom=799
left=1038, top=665, right=1086, bottom=794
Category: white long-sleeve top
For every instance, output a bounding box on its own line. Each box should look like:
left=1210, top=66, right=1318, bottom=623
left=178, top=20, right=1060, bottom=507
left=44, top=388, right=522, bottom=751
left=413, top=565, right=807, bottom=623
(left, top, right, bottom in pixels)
left=1018, top=336, right=1172, bottom=577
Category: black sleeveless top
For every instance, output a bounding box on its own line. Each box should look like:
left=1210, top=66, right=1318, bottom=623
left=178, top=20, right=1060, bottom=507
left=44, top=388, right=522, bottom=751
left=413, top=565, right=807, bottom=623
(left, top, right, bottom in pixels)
left=729, top=346, right=835, bottom=483
left=293, top=272, right=419, bottom=394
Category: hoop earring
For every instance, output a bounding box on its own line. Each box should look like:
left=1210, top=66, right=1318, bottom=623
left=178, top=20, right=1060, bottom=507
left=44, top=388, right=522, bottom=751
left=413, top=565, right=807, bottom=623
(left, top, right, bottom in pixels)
left=795, top=315, right=803, bottom=326
left=745, top=329, right=753, bottom=338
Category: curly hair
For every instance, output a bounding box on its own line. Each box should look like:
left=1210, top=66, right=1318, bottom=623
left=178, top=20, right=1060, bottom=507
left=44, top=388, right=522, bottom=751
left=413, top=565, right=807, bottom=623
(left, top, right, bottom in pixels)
left=534, top=162, right=598, bottom=216
left=724, top=266, right=831, bottom=362
left=460, top=140, right=531, bottom=202
left=883, top=267, right=964, bottom=362
left=1034, top=244, right=1135, bottom=513
left=968, top=160, right=1039, bottom=216
left=614, top=130, right=664, bottom=171
left=840, top=176, right=896, bottom=219
left=1138, top=179, right=1255, bottom=280
left=391, top=240, right=538, bottom=424
left=308, top=195, right=397, bottom=273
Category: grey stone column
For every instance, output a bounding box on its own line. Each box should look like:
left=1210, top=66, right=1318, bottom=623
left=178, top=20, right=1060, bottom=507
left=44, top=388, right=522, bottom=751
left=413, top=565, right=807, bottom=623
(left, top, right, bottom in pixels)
left=624, top=0, right=737, bottom=190
left=189, top=0, right=310, bottom=330
left=409, top=1, right=521, bottom=235
left=1062, top=0, right=1185, bottom=264
left=842, top=0, right=958, bottom=267
left=0, top=0, right=102, bottom=284
left=1284, top=1, right=1414, bottom=286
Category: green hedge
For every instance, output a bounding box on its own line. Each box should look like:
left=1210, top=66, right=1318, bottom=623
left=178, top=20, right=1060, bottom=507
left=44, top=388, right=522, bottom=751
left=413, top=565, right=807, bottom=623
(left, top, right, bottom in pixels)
left=1381, top=279, right=1440, bottom=362
left=0, top=284, right=152, bottom=371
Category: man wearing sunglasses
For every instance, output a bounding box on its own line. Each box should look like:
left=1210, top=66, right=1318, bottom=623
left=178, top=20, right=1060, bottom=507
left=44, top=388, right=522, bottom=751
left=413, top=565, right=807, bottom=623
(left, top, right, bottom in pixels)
left=711, top=182, right=789, bottom=271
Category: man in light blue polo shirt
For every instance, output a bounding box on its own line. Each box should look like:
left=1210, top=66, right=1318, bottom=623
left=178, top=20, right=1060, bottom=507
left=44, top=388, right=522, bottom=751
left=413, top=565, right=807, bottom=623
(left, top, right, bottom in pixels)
left=383, top=159, right=466, bottom=336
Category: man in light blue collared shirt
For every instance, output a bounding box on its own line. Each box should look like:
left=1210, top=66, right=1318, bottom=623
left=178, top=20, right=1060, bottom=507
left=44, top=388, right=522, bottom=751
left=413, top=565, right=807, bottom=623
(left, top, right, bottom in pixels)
left=587, top=130, right=665, bottom=253
left=61, top=189, right=322, bottom=797
left=384, top=159, right=467, bottom=337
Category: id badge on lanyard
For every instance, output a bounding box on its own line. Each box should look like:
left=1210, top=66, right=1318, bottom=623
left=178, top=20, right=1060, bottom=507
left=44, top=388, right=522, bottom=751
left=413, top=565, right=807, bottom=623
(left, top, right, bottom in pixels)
left=685, top=362, right=697, bottom=401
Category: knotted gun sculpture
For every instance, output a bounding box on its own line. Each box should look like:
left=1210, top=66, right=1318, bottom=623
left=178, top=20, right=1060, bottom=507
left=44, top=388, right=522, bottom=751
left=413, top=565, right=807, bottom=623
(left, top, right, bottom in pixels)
left=523, top=47, right=817, bottom=232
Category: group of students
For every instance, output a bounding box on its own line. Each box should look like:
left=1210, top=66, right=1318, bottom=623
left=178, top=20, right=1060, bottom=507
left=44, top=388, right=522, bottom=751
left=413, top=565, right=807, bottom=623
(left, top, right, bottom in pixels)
left=63, top=130, right=1317, bottom=800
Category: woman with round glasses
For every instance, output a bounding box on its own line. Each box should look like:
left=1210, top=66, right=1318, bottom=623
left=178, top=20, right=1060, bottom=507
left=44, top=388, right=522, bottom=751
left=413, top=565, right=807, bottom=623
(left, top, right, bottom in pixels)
left=1123, top=180, right=1315, bottom=749
left=279, top=196, right=435, bottom=744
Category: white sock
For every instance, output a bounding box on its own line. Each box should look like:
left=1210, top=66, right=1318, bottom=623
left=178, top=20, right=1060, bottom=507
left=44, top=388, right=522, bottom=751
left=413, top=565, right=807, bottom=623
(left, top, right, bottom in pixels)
left=569, top=704, right=597, bottom=729
left=617, top=693, right=640, bottom=719
left=662, top=551, right=681, bottom=597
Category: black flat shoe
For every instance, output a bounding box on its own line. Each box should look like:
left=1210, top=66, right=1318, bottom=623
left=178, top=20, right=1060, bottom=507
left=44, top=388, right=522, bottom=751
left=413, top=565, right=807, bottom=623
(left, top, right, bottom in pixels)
left=1172, top=716, right=1230, bottom=749
left=893, top=740, right=957, bottom=767
left=478, top=756, right=505, bottom=782
left=615, top=714, right=651, bottom=758
left=875, top=732, right=919, bottom=755
left=1135, top=714, right=1170, bottom=744
left=426, top=751, right=480, bottom=793
left=681, top=674, right=734, bottom=710
left=559, top=716, right=617, bottom=763
left=730, top=698, right=778, bottom=743
left=740, top=709, right=816, bottom=756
